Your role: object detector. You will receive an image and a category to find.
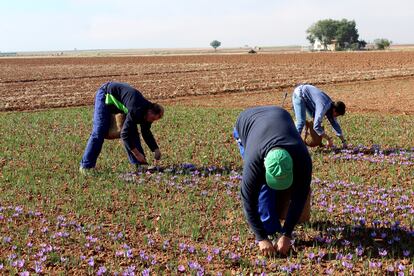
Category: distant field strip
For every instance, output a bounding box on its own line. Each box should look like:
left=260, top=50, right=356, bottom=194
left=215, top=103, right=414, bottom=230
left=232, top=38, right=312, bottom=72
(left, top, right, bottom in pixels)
left=1, top=51, right=414, bottom=112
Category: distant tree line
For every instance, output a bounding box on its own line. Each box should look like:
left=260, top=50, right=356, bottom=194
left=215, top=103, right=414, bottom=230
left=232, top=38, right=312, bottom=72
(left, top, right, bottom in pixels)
left=306, top=19, right=393, bottom=51
left=209, top=21, right=393, bottom=53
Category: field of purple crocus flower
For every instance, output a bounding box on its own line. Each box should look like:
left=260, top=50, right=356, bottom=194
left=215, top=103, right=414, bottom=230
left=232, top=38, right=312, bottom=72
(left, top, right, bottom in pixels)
left=0, top=106, right=413, bottom=275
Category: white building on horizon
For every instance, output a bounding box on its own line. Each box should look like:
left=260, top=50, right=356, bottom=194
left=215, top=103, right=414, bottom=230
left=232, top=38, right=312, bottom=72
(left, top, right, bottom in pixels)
left=312, top=39, right=337, bottom=51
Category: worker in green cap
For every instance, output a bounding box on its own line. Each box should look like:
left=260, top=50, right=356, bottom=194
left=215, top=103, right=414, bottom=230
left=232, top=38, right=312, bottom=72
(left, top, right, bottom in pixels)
left=234, top=106, right=312, bottom=256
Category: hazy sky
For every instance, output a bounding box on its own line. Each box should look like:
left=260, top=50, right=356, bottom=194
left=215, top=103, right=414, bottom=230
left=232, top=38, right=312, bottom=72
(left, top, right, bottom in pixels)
left=0, top=0, right=412, bottom=52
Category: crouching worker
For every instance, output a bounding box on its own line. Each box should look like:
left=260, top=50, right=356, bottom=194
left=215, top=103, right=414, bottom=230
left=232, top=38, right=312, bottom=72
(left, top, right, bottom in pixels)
left=80, top=82, right=164, bottom=175
left=292, top=84, right=347, bottom=148
left=234, top=106, right=312, bottom=256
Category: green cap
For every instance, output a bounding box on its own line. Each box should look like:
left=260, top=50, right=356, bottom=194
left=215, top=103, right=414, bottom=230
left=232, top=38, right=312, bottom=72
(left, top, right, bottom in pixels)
left=264, top=148, right=293, bottom=190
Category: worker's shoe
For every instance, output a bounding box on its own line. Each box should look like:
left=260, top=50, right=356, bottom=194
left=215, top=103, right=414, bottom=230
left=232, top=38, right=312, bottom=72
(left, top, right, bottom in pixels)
left=79, top=167, right=96, bottom=176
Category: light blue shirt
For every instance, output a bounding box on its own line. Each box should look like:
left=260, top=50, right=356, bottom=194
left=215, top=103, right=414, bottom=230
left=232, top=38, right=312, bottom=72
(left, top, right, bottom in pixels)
left=297, top=84, right=343, bottom=137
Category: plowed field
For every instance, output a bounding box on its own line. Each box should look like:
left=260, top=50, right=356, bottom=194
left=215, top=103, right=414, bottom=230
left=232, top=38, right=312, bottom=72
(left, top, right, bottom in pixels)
left=1, top=51, right=414, bottom=113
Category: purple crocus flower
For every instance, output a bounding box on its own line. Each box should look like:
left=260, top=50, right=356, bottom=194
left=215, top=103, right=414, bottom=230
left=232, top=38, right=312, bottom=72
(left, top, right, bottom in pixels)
left=151, top=256, right=157, bottom=265
left=229, top=252, right=240, bottom=261
left=88, top=257, right=95, bottom=267
left=162, top=240, right=170, bottom=250
left=279, top=266, right=290, bottom=273
left=142, top=269, right=150, bottom=276
left=34, top=261, right=43, bottom=273
left=345, top=253, right=353, bottom=260
left=403, top=250, right=410, bottom=257
left=232, top=235, right=240, bottom=242
left=17, top=259, right=25, bottom=268
left=188, top=246, right=195, bottom=254
left=177, top=265, right=185, bottom=272
left=206, top=255, right=213, bottom=263
left=139, top=251, right=149, bottom=261
left=19, top=272, right=29, bottom=276
left=369, top=261, right=377, bottom=269
left=126, top=249, right=133, bottom=258
left=8, top=253, right=17, bottom=260
left=97, top=266, right=107, bottom=276
left=188, top=261, right=200, bottom=270
left=212, top=248, right=220, bottom=255
left=378, top=248, right=387, bottom=257
left=398, top=264, right=406, bottom=271
left=336, top=253, right=344, bottom=260
left=122, top=266, right=136, bottom=276
left=179, top=243, right=187, bottom=252
left=356, top=246, right=364, bottom=256
left=3, top=236, right=11, bottom=243
left=387, top=265, right=394, bottom=272
left=342, top=261, right=353, bottom=269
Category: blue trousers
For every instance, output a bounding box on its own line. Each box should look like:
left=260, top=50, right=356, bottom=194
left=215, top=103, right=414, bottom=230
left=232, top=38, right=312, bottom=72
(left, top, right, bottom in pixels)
left=292, top=86, right=307, bottom=135
left=80, top=87, right=145, bottom=168
left=80, top=87, right=110, bottom=168
left=233, top=128, right=282, bottom=235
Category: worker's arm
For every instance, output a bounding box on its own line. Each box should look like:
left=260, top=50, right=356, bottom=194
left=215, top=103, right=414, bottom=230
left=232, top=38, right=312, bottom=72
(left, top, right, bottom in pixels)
left=313, top=104, right=330, bottom=137
left=281, top=157, right=312, bottom=238
left=121, top=112, right=147, bottom=164
left=241, top=161, right=277, bottom=256
left=326, top=115, right=346, bottom=146
left=141, top=123, right=161, bottom=160
left=314, top=104, right=336, bottom=147
left=240, top=161, right=269, bottom=241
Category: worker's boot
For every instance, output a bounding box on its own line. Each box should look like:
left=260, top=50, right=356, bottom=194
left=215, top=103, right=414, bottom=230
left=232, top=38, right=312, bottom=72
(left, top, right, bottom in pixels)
left=79, top=167, right=96, bottom=176
left=135, top=164, right=148, bottom=174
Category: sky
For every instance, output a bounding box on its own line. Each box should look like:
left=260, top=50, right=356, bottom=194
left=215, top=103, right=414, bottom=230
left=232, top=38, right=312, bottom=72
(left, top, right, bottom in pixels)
left=0, top=0, right=413, bottom=52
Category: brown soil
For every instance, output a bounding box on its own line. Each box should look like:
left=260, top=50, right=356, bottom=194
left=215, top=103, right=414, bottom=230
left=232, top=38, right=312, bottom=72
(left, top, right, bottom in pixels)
left=1, top=51, right=414, bottom=113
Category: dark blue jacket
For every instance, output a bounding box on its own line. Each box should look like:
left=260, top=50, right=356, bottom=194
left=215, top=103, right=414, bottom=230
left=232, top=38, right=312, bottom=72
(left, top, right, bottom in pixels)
left=235, top=106, right=312, bottom=240
left=103, top=82, right=158, bottom=152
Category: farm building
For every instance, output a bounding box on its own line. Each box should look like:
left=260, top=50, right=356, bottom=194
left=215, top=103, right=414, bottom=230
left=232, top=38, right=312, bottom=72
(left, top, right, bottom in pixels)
left=312, top=39, right=336, bottom=51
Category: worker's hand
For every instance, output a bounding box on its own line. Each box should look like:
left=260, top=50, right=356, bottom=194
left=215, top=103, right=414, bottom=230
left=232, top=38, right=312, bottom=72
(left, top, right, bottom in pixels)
left=258, top=239, right=276, bottom=257
left=276, top=235, right=292, bottom=256
left=132, top=149, right=147, bottom=164
left=154, top=149, right=161, bottom=161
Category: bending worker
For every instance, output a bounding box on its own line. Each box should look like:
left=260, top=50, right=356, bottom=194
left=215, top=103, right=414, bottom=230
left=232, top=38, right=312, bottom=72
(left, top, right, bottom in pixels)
left=80, top=82, right=164, bottom=175
left=234, top=106, right=312, bottom=256
left=292, top=84, right=347, bottom=148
